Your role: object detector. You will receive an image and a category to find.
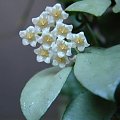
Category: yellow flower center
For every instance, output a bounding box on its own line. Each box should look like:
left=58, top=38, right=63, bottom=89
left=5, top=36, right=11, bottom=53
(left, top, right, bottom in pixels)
left=75, top=37, right=84, bottom=45
left=37, top=18, right=48, bottom=28
left=56, top=56, right=66, bottom=63
left=26, top=33, right=35, bottom=41
left=58, top=26, right=68, bottom=36
left=39, top=49, right=49, bottom=57
left=52, top=10, right=61, bottom=19
left=43, top=35, right=53, bottom=44
left=58, top=43, right=68, bottom=52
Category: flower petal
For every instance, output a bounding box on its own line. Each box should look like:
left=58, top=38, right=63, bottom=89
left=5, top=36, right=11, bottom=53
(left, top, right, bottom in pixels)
left=22, top=39, right=29, bottom=46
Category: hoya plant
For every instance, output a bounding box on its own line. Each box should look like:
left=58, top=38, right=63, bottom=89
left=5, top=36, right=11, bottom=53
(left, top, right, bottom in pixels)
left=19, top=0, right=120, bottom=120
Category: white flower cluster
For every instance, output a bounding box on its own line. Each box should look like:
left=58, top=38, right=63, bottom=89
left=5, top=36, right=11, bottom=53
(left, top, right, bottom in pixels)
left=19, top=3, right=90, bottom=68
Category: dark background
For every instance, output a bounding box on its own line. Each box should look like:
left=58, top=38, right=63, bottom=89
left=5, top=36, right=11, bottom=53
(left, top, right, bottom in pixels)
left=0, top=0, right=64, bottom=119
left=1, top=0, right=120, bottom=120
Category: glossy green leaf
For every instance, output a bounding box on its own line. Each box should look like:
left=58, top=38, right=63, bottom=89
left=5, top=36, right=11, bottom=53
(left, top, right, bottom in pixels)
left=66, top=0, right=111, bottom=16
left=63, top=91, right=116, bottom=120
left=113, top=0, right=120, bottom=13
left=74, top=45, right=120, bottom=101
left=20, top=67, right=72, bottom=120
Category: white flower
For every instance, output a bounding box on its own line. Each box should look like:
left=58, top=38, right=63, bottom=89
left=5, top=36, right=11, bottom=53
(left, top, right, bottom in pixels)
left=19, top=3, right=91, bottom=68
left=51, top=39, right=72, bottom=58
left=52, top=22, right=73, bottom=39
left=38, top=29, right=56, bottom=50
left=45, top=3, right=68, bottom=22
left=34, top=47, right=52, bottom=63
left=19, top=26, right=38, bottom=47
left=52, top=55, right=70, bottom=68
left=32, top=11, right=54, bottom=32
left=67, top=32, right=90, bottom=51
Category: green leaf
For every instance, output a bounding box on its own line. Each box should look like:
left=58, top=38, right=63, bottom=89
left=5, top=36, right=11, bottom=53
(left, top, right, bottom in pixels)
left=20, top=67, right=72, bottom=120
left=65, top=0, right=111, bottom=16
left=58, top=0, right=80, bottom=2
left=61, top=68, right=86, bottom=98
left=74, top=45, right=120, bottom=101
left=63, top=91, right=116, bottom=120
left=113, top=0, right=120, bottom=13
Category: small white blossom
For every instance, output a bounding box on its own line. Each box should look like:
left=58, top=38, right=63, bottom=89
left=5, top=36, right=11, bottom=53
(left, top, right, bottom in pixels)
left=38, top=29, right=56, bottom=50
left=19, top=3, right=91, bottom=68
left=52, top=55, right=70, bottom=68
left=34, top=47, right=52, bottom=63
left=19, top=26, right=38, bottom=47
left=45, top=3, right=68, bottom=22
left=51, top=39, right=72, bottom=58
left=67, top=32, right=90, bottom=51
left=32, top=11, right=54, bottom=32
left=52, top=22, right=73, bottom=39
